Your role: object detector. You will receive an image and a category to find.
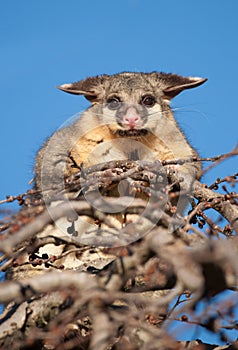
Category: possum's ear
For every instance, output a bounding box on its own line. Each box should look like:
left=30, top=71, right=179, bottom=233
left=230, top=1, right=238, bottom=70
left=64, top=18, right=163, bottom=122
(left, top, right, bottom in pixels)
left=155, top=73, right=207, bottom=101
left=56, top=75, right=109, bottom=102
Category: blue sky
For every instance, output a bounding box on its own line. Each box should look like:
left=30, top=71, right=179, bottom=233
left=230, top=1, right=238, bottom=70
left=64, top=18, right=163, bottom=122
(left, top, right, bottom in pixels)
left=0, top=0, right=238, bottom=343
left=1, top=1, right=237, bottom=200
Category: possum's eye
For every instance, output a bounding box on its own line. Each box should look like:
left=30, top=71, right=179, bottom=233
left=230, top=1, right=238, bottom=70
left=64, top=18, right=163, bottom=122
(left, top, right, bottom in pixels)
left=141, top=95, right=156, bottom=107
left=106, top=96, right=121, bottom=110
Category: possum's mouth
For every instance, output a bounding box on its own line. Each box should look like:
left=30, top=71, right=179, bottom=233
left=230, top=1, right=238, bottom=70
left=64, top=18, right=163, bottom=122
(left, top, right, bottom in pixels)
left=117, top=129, right=148, bottom=137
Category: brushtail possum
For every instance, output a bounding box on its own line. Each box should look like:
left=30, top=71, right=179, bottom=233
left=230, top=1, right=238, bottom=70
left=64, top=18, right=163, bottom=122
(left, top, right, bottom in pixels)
left=35, top=71, right=207, bottom=207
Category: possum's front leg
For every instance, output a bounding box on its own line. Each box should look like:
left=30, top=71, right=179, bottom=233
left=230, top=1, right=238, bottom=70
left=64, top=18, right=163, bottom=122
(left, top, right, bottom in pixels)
left=165, top=161, right=201, bottom=214
left=34, top=125, right=77, bottom=194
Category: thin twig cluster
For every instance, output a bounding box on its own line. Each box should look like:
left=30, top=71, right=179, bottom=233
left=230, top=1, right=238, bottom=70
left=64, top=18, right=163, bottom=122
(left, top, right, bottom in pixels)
left=0, top=148, right=237, bottom=350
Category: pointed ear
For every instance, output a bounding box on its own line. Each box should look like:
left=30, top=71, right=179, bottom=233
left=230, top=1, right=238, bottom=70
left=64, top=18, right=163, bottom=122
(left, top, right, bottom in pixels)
left=160, top=74, right=207, bottom=100
left=56, top=75, right=108, bottom=102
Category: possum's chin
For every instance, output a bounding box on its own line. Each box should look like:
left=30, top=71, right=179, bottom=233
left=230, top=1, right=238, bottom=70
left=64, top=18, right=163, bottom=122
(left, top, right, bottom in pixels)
left=117, top=129, right=148, bottom=137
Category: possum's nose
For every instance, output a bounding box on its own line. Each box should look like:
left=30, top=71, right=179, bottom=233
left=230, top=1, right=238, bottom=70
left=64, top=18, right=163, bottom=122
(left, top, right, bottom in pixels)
left=123, top=107, right=140, bottom=129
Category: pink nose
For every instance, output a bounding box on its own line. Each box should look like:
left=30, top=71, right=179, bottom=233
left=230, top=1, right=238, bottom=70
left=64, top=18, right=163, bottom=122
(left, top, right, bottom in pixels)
left=124, top=107, right=139, bottom=128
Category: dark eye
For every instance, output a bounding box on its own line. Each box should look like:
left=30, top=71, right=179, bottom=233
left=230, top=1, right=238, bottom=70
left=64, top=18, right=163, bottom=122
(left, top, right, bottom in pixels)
left=141, top=95, right=156, bottom=107
left=106, top=96, right=121, bottom=110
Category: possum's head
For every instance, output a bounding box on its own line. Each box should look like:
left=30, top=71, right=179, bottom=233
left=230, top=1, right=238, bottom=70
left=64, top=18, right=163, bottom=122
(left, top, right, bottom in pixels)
left=57, top=72, right=207, bottom=137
